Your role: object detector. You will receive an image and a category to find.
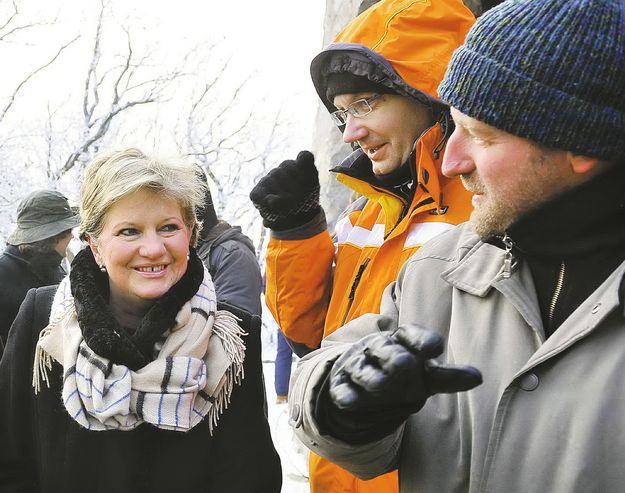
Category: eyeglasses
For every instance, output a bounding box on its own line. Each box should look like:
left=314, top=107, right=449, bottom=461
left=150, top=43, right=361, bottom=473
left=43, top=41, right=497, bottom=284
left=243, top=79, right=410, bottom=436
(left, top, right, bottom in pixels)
left=329, top=93, right=382, bottom=126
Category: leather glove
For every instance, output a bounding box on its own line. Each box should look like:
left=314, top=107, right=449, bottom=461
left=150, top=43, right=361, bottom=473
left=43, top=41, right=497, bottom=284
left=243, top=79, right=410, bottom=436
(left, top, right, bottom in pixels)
left=249, top=150, right=321, bottom=231
left=318, top=323, right=482, bottom=444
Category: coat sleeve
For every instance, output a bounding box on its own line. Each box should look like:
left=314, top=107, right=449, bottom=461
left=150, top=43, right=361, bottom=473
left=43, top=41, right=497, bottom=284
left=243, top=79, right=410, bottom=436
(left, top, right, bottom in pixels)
left=264, top=211, right=335, bottom=356
left=288, top=281, right=403, bottom=480
left=0, top=288, right=47, bottom=492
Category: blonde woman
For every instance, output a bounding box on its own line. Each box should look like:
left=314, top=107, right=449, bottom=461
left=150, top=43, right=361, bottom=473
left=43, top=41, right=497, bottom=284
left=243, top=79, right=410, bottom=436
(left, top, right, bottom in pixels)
left=0, top=148, right=281, bottom=492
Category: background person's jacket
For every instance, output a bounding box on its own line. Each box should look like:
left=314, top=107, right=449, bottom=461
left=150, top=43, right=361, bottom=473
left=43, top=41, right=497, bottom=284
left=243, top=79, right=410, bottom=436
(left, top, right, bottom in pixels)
left=0, top=246, right=65, bottom=359
left=197, top=220, right=263, bottom=317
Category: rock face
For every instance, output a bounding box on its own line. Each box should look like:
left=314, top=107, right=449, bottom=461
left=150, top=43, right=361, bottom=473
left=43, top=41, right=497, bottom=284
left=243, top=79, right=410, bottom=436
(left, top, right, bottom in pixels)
left=312, top=0, right=486, bottom=227
left=311, top=0, right=363, bottom=229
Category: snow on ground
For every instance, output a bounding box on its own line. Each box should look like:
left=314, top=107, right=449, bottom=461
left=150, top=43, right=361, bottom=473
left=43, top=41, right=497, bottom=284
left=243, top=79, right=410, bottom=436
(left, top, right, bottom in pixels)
left=264, top=361, right=310, bottom=493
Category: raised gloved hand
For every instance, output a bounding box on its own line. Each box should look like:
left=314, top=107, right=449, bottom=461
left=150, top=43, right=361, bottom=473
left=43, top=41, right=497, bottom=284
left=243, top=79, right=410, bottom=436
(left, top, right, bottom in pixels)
left=249, top=150, right=321, bottom=231
left=318, top=323, right=482, bottom=444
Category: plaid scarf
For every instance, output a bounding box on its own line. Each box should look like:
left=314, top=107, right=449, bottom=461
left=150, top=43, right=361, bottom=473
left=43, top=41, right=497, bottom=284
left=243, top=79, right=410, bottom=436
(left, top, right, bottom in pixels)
left=33, top=266, right=245, bottom=433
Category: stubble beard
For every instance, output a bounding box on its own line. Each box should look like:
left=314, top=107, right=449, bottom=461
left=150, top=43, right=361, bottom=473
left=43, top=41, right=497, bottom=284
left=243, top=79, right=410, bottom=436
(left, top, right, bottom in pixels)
left=461, top=173, right=523, bottom=240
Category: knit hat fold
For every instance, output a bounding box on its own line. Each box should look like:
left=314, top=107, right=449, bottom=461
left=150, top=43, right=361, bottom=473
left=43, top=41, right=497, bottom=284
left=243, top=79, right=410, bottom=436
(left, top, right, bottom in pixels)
left=439, top=0, right=625, bottom=160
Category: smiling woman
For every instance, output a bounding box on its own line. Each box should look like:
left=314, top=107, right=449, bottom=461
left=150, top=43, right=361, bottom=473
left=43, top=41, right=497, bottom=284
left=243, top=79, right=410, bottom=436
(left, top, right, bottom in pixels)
left=0, top=148, right=282, bottom=492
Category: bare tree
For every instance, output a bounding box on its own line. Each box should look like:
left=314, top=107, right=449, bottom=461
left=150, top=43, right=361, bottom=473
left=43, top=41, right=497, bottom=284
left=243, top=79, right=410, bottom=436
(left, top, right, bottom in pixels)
left=175, top=56, right=290, bottom=258
left=48, top=0, right=188, bottom=181
left=0, top=0, right=298, bottom=254
left=0, top=1, right=77, bottom=127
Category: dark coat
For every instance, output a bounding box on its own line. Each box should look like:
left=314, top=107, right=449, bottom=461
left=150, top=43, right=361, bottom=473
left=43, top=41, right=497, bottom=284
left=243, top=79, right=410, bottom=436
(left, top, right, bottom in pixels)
left=0, top=246, right=65, bottom=357
left=0, top=286, right=282, bottom=492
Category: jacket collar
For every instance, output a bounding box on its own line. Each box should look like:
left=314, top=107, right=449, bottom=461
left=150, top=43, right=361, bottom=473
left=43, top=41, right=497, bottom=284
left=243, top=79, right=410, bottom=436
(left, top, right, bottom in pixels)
left=332, top=122, right=449, bottom=232
left=441, top=224, right=625, bottom=358
left=506, top=162, right=625, bottom=258
left=4, top=244, right=64, bottom=284
left=440, top=226, right=506, bottom=297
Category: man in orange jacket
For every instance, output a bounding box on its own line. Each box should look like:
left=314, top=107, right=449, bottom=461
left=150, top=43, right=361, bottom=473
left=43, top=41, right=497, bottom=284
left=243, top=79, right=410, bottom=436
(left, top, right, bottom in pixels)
left=250, top=1, right=475, bottom=491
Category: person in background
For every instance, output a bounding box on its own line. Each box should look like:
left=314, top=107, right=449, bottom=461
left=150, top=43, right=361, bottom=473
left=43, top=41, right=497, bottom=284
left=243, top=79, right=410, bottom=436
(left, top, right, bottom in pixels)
left=0, top=190, right=79, bottom=358
left=250, top=1, right=475, bottom=491
left=288, top=1, right=625, bottom=492
left=195, top=166, right=263, bottom=318
left=274, top=328, right=292, bottom=404
left=195, top=166, right=271, bottom=415
left=0, top=148, right=281, bottom=492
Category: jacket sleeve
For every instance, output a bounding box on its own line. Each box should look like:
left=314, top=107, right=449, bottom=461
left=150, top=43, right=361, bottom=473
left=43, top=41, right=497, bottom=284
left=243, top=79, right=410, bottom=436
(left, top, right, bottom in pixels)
left=288, top=281, right=403, bottom=480
left=265, top=210, right=335, bottom=356
left=0, top=288, right=43, bottom=493
left=209, top=239, right=263, bottom=317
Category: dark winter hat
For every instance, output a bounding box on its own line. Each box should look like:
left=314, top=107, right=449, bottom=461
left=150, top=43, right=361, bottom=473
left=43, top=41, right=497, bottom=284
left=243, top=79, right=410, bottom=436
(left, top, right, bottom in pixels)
left=7, top=190, right=79, bottom=246
left=438, top=0, right=625, bottom=160
left=325, top=71, right=399, bottom=104
left=194, top=165, right=218, bottom=232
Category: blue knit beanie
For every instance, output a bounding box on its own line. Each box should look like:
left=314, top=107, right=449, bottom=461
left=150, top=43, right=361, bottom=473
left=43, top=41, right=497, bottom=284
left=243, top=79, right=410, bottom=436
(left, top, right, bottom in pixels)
left=439, top=0, right=625, bottom=160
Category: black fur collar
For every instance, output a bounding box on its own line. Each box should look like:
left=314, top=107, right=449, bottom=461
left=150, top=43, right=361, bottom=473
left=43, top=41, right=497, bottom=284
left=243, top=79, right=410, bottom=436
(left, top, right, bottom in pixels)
left=69, top=247, right=204, bottom=370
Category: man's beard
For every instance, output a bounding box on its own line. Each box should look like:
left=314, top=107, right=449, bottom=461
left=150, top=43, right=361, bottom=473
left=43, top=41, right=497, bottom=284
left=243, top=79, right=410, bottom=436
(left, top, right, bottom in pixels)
left=461, top=173, right=526, bottom=240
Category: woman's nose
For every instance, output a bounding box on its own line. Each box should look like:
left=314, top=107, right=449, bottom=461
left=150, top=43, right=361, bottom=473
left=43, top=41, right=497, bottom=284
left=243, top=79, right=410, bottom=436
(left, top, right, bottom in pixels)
left=441, top=129, right=475, bottom=178
left=342, top=114, right=368, bottom=144
left=139, top=232, right=166, bottom=258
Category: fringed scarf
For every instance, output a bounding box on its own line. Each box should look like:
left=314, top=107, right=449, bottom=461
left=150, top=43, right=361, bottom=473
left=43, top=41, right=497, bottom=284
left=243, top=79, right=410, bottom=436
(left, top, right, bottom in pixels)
left=32, top=248, right=246, bottom=434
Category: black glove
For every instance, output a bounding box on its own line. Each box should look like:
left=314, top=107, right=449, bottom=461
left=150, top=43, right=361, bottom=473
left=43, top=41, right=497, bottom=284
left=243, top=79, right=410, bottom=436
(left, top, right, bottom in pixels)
left=249, top=150, right=321, bottom=231
left=317, top=323, right=482, bottom=444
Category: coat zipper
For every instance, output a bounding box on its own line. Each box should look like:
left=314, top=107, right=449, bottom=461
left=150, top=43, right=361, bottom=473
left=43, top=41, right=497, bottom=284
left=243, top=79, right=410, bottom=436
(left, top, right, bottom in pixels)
left=384, top=202, right=411, bottom=240
left=548, top=260, right=566, bottom=329
left=341, top=258, right=371, bottom=326
left=500, top=233, right=516, bottom=278
left=432, top=111, right=453, bottom=160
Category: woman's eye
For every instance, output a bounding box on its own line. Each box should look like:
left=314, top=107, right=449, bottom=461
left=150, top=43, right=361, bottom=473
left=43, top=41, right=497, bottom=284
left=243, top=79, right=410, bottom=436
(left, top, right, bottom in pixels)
left=119, top=228, right=139, bottom=237
left=161, top=224, right=180, bottom=233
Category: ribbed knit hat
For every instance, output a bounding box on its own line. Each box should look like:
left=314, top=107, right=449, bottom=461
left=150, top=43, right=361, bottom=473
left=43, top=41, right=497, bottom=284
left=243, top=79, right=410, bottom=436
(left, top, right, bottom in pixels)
left=439, top=0, right=625, bottom=160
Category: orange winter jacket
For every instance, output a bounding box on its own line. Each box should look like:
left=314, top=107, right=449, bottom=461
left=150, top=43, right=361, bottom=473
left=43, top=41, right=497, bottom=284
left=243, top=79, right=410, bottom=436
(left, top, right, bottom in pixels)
left=266, top=124, right=472, bottom=350
left=266, top=0, right=475, bottom=352
left=265, top=1, right=474, bottom=492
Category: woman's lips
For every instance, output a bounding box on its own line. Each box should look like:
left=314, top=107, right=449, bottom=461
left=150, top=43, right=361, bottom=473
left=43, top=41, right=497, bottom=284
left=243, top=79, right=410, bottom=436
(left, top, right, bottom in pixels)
left=134, top=265, right=167, bottom=277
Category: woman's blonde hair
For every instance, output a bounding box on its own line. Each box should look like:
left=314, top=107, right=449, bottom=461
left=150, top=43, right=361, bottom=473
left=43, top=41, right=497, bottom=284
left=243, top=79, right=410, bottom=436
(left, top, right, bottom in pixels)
left=79, top=148, right=206, bottom=246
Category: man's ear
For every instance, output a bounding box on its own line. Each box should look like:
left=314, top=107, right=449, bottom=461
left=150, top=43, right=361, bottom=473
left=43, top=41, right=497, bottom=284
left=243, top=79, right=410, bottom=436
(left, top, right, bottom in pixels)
left=569, top=153, right=601, bottom=175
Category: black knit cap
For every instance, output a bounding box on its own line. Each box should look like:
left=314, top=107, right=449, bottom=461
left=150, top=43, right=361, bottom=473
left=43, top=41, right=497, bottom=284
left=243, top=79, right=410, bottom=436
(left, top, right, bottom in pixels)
left=439, top=0, right=625, bottom=160
left=325, top=72, right=398, bottom=104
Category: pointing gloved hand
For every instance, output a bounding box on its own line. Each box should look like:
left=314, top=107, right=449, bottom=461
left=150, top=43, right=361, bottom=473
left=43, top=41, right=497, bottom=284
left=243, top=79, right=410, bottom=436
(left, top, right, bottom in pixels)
left=317, top=323, right=482, bottom=444
left=249, top=150, right=321, bottom=231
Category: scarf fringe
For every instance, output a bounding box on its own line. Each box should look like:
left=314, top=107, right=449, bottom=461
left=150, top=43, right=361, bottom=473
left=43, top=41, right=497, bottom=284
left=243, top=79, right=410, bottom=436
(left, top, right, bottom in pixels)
left=32, top=325, right=53, bottom=395
left=206, top=309, right=248, bottom=434
left=32, top=299, right=74, bottom=395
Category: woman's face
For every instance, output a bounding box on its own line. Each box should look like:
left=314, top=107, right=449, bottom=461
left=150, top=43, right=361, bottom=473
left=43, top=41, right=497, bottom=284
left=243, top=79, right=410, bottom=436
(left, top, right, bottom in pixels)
left=88, top=189, right=191, bottom=311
